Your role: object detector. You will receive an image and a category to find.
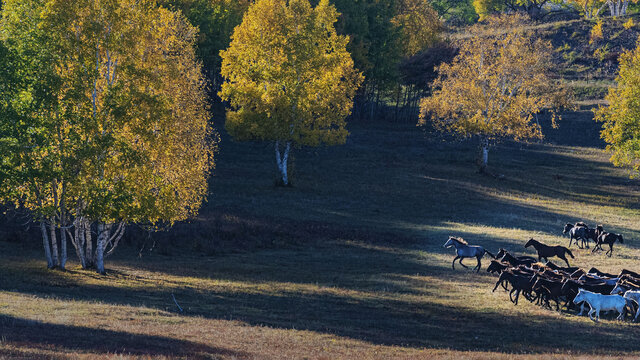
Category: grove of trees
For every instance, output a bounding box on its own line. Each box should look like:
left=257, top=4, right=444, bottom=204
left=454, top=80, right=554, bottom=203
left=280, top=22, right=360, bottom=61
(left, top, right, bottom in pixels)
left=0, top=0, right=214, bottom=273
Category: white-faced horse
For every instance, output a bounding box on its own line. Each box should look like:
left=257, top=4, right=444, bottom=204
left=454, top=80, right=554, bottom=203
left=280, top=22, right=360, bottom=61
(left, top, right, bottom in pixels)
left=443, top=236, right=495, bottom=273
left=573, top=288, right=627, bottom=322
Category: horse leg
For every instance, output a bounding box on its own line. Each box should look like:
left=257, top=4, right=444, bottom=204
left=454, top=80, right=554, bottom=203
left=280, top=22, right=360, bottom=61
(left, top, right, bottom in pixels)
left=475, top=256, right=481, bottom=273
left=458, top=257, right=469, bottom=269
left=635, top=306, right=640, bottom=322
left=618, top=305, right=626, bottom=321
left=452, top=256, right=460, bottom=270
left=607, top=243, right=613, bottom=257
left=559, top=254, right=570, bottom=267
left=492, top=279, right=502, bottom=292
left=588, top=308, right=596, bottom=322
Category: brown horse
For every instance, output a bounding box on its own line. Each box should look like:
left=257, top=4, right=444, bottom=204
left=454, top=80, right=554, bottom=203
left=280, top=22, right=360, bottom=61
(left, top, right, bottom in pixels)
left=524, top=238, right=574, bottom=267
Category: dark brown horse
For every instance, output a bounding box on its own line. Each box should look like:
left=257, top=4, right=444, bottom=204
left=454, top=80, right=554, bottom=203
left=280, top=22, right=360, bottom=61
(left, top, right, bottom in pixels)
left=563, top=223, right=589, bottom=248
left=592, top=232, right=624, bottom=257
left=524, top=238, right=574, bottom=267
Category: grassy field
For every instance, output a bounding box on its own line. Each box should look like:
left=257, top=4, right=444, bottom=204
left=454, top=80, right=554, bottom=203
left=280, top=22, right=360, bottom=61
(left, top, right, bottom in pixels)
left=3, top=103, right=640, bottom=359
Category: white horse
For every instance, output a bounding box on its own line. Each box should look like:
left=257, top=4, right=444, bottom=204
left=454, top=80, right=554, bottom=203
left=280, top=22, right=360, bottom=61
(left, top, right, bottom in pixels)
left=573, top=288, right=626, bottom=322
left=443, top=236, right=495, bottom=273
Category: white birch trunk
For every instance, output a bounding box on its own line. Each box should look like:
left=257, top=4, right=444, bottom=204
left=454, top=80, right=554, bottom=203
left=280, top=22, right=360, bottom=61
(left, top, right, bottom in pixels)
left=59, top=217, right=67, bottom=270
left=40, top=221, right=54, bottom=268
left=275, top=141, right=291, bottom=185
left=479, top=137, right=489, bottom=173
left=95, top=223, right=111, bottom=274
left=85, top=220, right=93, bottom=268
left=71, top=217, right=87, bottom=268
left=49, top=217, right=59, bottom=268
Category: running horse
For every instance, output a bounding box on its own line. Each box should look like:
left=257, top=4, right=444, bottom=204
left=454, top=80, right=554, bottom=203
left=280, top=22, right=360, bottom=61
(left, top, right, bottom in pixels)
left=524, top=238, right=574, bottom=267
left=443, top=236, right=495, bottom=273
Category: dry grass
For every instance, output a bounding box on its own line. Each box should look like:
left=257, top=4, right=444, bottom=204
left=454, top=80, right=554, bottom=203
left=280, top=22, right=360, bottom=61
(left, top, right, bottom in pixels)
left=2, top=116, right=640, bottom=358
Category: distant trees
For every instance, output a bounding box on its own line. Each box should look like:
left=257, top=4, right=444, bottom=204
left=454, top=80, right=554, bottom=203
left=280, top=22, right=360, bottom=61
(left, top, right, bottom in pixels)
left=596, top=39, right=640, bottom=176
left=419, top=14, right=572, bottom=173
left=219, top=0, right=363, bottom=185
left=158, top=0, right=250, bottom=91
left=0, top=0, right=214, bottom=273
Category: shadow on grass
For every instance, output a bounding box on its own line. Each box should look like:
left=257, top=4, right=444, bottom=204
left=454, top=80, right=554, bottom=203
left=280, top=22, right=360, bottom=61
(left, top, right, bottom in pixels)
left=0, top=313, right=247, bottom=359
left=3, top=240, right=640, bottom=354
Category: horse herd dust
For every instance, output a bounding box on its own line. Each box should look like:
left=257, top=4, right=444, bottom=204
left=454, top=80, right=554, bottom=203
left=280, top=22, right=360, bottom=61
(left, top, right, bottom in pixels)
left=444, top=222, right=638, bottom=322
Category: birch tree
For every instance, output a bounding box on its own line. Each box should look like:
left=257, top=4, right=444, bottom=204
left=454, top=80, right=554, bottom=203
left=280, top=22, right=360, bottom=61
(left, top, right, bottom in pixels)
left=596, top=38, right=640, bottom=176
left=0, top=0, right=71, bottom=269
left=419, top=14, right=572, bottom=173
left=2, top=0, right=214, bottom=274
left=219, top=0, right=362, bottom=185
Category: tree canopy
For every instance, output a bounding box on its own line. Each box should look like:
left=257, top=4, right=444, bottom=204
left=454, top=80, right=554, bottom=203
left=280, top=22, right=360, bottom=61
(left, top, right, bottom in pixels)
left=596, top=38, right=640, bottom=176
left=219, top=0, right=362, bottom=185
left=0, top=0, right=214, bottom=273
left=419, top=14, right=572, bottom=172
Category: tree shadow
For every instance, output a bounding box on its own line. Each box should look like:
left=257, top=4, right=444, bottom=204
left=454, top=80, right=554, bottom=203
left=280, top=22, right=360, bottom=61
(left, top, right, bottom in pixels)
left=0, top=313, right=247, bottom=359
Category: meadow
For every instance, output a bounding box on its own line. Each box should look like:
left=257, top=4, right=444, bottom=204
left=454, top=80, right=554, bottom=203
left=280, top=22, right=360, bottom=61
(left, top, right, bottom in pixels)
left=3, top=103, right=640, bottom=359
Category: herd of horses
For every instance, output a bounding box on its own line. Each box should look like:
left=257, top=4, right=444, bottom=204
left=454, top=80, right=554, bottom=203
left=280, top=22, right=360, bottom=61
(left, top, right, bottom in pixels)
left=444, top=222, right=633, bottom=322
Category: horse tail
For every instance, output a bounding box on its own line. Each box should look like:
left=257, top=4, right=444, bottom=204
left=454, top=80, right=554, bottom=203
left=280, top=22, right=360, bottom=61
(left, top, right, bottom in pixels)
left=565, top=248, right=575, bottom=258
left=485, top=249, right=496, bottom=259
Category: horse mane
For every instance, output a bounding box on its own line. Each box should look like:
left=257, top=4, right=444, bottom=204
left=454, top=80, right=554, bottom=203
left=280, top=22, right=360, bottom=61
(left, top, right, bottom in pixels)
left=450, top=236, right=468, bottom=245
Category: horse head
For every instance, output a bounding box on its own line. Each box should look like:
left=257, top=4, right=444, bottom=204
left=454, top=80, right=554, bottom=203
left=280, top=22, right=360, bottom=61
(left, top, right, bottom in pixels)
left=524, top=238, right=536, bottom=248
left=617, top=234, right=624, bottom=244
left=563, top=223, right=573, bottom=234
left=611, top=283, right=626, bottom=295
left=573, top=288, right=587, bottom=304
left=496, top=248, right=507, bottom=259
left=443, top=237, right=455, bottom=248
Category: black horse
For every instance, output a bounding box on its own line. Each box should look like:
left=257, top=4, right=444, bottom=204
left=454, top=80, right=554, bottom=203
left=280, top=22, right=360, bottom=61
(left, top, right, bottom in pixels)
left=524, top=238, right=574, bottom=267
left=563, top=223, right=589, bottom=249
left=499, top=252, right=537, bottom=267
left=495, top=248, right=537, bottom=263
left=592, top=232, right=624, bottom=257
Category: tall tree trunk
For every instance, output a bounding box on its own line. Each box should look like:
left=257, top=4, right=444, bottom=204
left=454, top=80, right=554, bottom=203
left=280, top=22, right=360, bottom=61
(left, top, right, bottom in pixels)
left=85, top=220, right=93, bottom=268
left=49, top=217, right=59, bottom=268
left=60, top=225, right=67, bottom=270
left=95, top=222, right=111, bottom=275
left=40, top=221, right=54, bottom=269
left=58, top=183, right=67, bottom=269
left=71, top=218, right=87, bottom=268
left=479, top=137, right=489, bottom=173
left=275, top=141, right=291, bottom=185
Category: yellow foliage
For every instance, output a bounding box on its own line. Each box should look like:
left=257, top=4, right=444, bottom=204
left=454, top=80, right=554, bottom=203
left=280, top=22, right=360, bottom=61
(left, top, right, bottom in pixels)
left=624, top=18, right=635, bottom=30
left=391, top=0, right=443, bottom=56
left=419, top=14, right=573, bottom=149
left=473, top=0, right=502, bottom=21
left=569, top=0, right=605, bottom=19
left=219, top=0, right=363, bottom=148
left=595, top=37, right=640, bottom=176
left=2, top=0, right=215, bottom=225
left=590, top=20, right=604, bottom=44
